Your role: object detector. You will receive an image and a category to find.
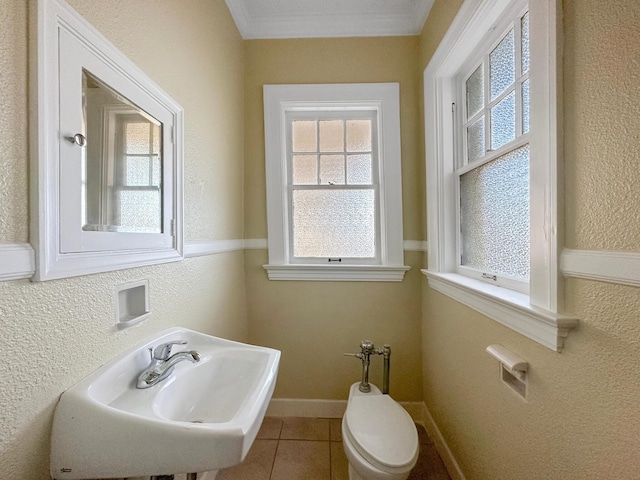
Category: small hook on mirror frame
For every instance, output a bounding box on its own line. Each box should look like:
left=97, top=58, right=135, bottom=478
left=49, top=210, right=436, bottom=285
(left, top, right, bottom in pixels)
left=66, top=133, right=87, bottom=147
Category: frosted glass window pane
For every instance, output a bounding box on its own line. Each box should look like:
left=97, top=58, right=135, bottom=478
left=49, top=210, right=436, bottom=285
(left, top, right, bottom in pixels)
left=152, top=157, right=161, bottom=186
left=292, top=189, right=375, bottom=258
left=320, top=155, right=345, bottom=184
left=292, top=120, right=317, bottom=152
left=491, top=91, right=516, bottom=150
left=346, top=120, right=372, bottom=152
left=521, top=12, right=530, bottom=74
left=152, top=125, right=160, bottom=154
left=126, top=122, right=151, bottom=154
left=466, top=64, right=484, bottom=119
left=459, top=144, right=530, bottom=279
left=522, top=79, right=530, bottom=134
left=347, top=154, right=372, bottom=184
left=125, top=157, right=151, bottom=186
left=490, top=29, right=515, bottom=100
left=467, top=116, right=485, bottom=163
left=319, top=120, right=344, bottom=152
left=293, top=155, right=318, bottom=185
left=115, top=190, right=161, bottom=233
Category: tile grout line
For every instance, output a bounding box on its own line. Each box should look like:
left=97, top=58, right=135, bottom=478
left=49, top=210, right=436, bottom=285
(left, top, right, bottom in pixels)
left=268, top=421, right=284, bottom=480
left=269, top=439, right=279, bottom=480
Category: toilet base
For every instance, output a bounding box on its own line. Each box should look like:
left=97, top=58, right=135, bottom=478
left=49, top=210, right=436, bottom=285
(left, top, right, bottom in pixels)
left=349, top=463, right=366, bottom=480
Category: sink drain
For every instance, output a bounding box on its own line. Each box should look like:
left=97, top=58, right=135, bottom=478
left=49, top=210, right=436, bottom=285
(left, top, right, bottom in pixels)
left=191, top=420, right=204, bottom=423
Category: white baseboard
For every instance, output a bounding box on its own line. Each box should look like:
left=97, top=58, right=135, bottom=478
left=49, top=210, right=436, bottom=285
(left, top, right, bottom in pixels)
left=420, top=402, right=466, bottom=480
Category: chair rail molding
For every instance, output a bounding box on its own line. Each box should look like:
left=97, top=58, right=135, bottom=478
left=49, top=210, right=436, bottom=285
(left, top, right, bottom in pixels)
left=8, top=243, right=626, bottom=284
left=183, top=239, right=246, bottom=257
left=561, top=248, right=640, bottom=287
left=0, top=243, right=36, bottom=281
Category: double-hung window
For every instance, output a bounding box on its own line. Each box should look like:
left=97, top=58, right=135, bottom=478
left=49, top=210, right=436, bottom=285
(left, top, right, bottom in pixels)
left=287, top=111, right=378, bottom=263
left=423, top=0, right=578, bottom=351
left=456, top=8, right=530, bottom=293
left=263, top=83, right=408, bottom=281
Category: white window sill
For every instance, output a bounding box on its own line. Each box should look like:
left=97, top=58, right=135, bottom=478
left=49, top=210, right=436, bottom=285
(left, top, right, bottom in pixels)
left=264, top=264, right=410, bottom=282
left=421, top=270, right=578, bottom=352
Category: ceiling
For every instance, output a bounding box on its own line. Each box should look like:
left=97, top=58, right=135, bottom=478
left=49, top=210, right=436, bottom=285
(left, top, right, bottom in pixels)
left=224, top=0, right=435, bottom=39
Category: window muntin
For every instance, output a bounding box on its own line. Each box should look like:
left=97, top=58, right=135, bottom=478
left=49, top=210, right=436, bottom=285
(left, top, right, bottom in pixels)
left=286, top=111, right=380, bottom=263
left=456, top=8, right=530, bottom=292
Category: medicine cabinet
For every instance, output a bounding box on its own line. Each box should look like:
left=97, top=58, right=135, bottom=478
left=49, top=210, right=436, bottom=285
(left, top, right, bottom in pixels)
left=30, top=0, right=184, bottom=280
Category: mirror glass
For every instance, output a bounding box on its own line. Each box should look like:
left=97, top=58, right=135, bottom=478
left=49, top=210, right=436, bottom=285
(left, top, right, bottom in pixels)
left=83, top=70, right=163, bottom=233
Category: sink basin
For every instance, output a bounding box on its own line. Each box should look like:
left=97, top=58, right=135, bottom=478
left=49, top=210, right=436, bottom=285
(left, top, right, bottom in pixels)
left=50, top=327, right=280, bottom=479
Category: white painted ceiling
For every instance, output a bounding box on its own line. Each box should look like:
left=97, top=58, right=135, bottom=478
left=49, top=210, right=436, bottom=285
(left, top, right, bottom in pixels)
left=224, top=0, right=435, bottom=39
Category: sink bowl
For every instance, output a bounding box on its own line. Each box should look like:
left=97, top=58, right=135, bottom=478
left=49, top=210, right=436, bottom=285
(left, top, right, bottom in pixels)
left=50, top=327, right=280, bottom=479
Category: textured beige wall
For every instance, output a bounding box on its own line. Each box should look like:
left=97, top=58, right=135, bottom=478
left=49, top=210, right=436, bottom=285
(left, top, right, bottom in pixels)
left=564, top=0, right=640, bottom=250
left=0, top=1, right=247, bottom=479
left=244, top=37, right=424, bottom=401
left=420, top=0, right=640, bottom=478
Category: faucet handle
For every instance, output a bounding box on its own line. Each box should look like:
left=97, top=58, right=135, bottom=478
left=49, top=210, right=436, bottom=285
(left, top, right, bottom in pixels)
left=152, top=340, right=187, bottom=360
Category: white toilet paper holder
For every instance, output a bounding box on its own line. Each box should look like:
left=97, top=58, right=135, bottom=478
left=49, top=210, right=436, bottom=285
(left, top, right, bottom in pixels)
left=486, top=344, right=528, bottom=381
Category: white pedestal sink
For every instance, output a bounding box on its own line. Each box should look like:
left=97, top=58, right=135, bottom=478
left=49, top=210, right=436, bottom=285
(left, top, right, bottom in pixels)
left=50, top=327, right=280, bottom=479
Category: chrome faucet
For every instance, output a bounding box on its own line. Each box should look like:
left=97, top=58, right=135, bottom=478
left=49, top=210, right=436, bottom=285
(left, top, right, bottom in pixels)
left=136, top=340, right=200, bottom=389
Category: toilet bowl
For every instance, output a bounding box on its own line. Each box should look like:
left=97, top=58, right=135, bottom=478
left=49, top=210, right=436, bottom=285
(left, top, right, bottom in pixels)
left=342, top=382, right=419, bottom=480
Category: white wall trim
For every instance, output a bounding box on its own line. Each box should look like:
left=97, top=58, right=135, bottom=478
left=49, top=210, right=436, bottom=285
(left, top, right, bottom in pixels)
left=423, top=270, right=578, bottom=352
left=263, top=83, right=405, bottom=274
left=0, top=243, right=36, bottom=281
left=561, top=249, right=640, bottom=288
left=263, top=264, right=410, bottom=282
left=403, top=240, right=428, bottom=252
left=5, top=242, right=637, bottom=287
left=183, top=239, right=246, bottom=257
left=420, top=402, right=466, bottom=480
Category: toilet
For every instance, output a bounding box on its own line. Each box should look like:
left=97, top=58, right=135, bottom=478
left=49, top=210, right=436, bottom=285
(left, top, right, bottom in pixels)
left=342, top=382, right=419, bottom=480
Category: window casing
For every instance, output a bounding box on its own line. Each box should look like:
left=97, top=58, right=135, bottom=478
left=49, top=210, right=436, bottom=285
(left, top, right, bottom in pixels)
left=423, top=0, right=578, bottom=351
left=263, top=83, right=408, bottom=281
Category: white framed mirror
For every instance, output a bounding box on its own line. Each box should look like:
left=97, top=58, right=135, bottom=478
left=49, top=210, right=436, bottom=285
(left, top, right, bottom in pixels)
left=30, top=0, right=184, bottom=281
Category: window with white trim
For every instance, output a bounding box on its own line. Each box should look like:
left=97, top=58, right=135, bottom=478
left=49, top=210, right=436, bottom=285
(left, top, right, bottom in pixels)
left=263, top=83, right=408, bottom=282
left=456, top=7, right=530, bottom=294
left=288, top=111, right=379, bottom=264
left=423, top=0, right=578, bottom=351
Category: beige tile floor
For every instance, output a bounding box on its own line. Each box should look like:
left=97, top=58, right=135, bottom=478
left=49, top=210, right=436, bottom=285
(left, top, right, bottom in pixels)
left=217, top=417, right=451, bottom=480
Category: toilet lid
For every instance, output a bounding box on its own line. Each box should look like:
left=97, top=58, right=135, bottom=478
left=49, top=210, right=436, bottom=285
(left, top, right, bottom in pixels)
left=344, top=394, right=418, bottom=470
